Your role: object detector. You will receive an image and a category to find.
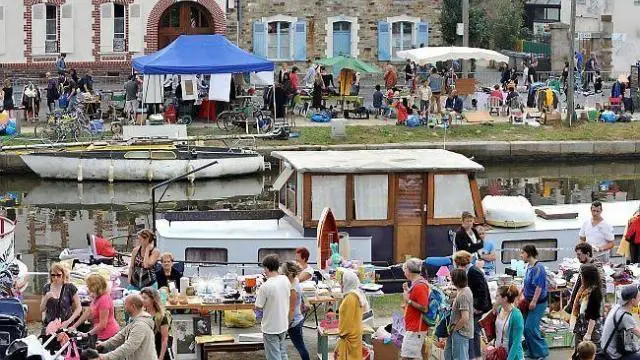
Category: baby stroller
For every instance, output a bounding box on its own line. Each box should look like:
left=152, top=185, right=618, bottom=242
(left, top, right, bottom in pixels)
left=507, top=96, right=524, bottom=124
left=0, top=298, right=26, bottom=359
left=5, top=328, right=90, bottom=360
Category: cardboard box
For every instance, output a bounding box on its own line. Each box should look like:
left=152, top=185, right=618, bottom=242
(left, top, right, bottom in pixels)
left=372, top=339, right=400, bottom=360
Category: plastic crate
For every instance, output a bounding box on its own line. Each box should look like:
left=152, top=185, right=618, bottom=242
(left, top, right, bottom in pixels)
left=545, top=331, right=574, bottom=348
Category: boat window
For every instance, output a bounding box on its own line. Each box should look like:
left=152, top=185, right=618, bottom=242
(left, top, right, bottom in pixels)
left=124, top=151, right=151, bottom=159
left=279, top=170, right=297, bottom=215
left=258, top=248, right=296, bottom=262
left=433, top=174, right=474, bottom=218
left=354, top=175, right=388, bottom=220
left=151, top=151, right=177, bottom=160
left=501, top=239, right=558, bottom=264
left=311, top=175, right=346, bottom=220
left=185, top=248, right=228, bottom=263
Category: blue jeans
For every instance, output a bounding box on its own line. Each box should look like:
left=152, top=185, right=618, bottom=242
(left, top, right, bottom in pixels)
left=524, top=301, right=549, bottom=359
left=288, top=322, right=309, bottom=360
left=445, top=330, right=470, bottom=360
left=263, top=332, right=288, bottom=360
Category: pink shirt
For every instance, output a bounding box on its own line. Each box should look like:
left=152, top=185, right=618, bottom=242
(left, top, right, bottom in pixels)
left=290, top=73, right=299, bottom=91
left=91, top=294, right=120, bottom=340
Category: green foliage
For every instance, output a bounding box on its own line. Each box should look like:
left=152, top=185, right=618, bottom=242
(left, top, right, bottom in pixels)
left=439, top=0, right=488, bottom=47
left=486, top=0, right=526, bottom=50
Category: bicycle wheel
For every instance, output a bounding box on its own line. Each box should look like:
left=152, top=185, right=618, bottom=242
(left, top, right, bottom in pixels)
left=217, top=111, right=236, bottom=131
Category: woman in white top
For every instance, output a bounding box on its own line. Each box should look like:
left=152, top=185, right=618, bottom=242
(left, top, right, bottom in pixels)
left=486, top=285, right=524, bottom=360
left=295, top=247, right=314, bottom=282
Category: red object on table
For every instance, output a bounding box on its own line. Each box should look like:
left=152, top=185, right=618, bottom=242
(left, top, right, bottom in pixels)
left=164, top=104, right=177, bottom=124
left=199, top=100, right=217, bottom=122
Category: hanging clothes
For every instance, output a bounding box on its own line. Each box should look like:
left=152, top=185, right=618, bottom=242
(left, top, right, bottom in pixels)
left=338, top=69, right=354, bottom=96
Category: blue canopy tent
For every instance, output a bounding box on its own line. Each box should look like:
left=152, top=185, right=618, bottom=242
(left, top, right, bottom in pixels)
left=132, top=34, right=274, bottom=74
left=132, top=35, right=274, bottom=132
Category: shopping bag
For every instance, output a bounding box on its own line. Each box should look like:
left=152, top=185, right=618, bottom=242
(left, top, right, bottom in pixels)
left=479, top=310, right=497, bottom=342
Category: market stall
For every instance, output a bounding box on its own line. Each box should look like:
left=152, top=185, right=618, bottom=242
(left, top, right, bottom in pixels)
left=132, top=35, right=275, bottom=133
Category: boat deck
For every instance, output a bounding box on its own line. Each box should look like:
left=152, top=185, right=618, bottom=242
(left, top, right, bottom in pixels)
left=489, top=200, right=640, bottom=234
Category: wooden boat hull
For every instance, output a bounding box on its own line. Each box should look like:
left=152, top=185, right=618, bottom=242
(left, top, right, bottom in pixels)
left=316, top=207, right=339, bottom=269
left=20, top=146, right=265, bottom=181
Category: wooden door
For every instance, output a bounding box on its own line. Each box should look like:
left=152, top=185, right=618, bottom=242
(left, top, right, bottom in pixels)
left=394, top=174, right=425, bottom=263
left=158, top=2, right=215, bottom=49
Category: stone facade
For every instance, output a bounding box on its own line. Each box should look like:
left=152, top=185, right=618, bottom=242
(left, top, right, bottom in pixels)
left=226, top=0, right=442, bottom=66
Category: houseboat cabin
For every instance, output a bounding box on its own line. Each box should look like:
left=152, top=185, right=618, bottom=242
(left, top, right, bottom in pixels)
left=155, top=149, right=486, bottom=266
left=270, top=149, right=486, bottom=264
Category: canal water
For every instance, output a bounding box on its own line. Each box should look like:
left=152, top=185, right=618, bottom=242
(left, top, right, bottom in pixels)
left=3, top=160, right=640, bottom=293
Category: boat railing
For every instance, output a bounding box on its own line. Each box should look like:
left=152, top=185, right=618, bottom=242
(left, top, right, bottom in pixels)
left=223, top=137, right=258, bottom=152
left=162, top=209, right=285, bottom=223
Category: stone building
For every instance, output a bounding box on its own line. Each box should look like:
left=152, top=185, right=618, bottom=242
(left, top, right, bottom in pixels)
left=0, top=0, right=441, bottom=79
left=226, top=0, right=442, bottom=65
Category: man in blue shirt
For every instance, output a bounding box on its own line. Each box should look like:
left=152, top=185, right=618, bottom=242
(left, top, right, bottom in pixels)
left=56, top=53, right=67, bottom=75
left=475, top=225, right=497, bottom=276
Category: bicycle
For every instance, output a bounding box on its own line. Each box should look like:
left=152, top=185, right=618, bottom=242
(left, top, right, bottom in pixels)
left=217, top=97, right=272, bottom=132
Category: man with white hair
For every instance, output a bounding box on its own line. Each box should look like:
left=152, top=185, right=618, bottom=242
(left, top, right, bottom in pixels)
left=401, top=258, right=430, bottom=359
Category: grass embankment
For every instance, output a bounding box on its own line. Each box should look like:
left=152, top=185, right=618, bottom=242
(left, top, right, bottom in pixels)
left=4, top=122, right=640, bottom=148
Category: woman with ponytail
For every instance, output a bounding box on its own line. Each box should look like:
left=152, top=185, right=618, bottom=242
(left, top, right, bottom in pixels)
left=485, top=285, right=524, bottom=360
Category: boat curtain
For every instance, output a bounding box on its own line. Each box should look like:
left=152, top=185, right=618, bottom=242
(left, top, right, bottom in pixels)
left=433, top=174, right=474, bottom=218
left=312, top=175, right=346, bottom=220
left=354, top=175, right=388, bottom=220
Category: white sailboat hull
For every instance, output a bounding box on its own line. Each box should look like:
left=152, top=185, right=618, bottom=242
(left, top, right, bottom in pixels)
left=20, top=154, right=265, bottom=181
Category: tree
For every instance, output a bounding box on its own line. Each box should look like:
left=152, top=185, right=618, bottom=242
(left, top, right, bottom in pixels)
left=485, top=0, right=526, bottom=50
left=439, top=0, right=488, bottom=47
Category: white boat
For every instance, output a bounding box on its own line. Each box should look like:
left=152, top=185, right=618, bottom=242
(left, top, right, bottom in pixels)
left=483, top=195, right=536, bottom=228
left=488, top=200, right=640, bottom=274
left=20, top=143, right=265, bottom=182
left=0, top=216, right=28, bottom=294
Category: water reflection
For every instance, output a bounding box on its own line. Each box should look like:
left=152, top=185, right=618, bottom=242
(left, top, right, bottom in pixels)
left=2, top=160, right=640, bottom=289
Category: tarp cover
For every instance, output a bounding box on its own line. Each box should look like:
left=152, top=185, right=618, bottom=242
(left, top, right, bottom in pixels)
left=133, top=35, right=274, bottom=75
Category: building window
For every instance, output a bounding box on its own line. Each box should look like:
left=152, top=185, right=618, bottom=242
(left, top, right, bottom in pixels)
left=392, top=21, right=413, bottom=58
left=45, top=5, right=57, bottom=54
left=353, top=175, right=388, bottom=220
left=185, top=248, right=228, bottom=262
left=267, top=21, right=291, bottom=60
left=333, top=21, right=352, bottom=57
left=311, top=175, right=346, bottom=220
left=113, top=4, right=125, bottom=52
left=501, top=239, right=557, bottom=263
left=433, top=174, right=474, bottom=218
left=533, top=7, right=560, bottom=21
left=160, top=6, right=180, bottom=27
left=189, top=5, right=209, bottom=28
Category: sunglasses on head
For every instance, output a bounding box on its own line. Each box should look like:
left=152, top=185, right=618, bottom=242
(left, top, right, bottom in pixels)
left=50, top=273, right=62, bottom=278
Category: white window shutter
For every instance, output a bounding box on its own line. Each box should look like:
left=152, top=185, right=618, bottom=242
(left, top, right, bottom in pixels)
left=128, top=4, right=142, bottom=52
left=100, top=2, right=114, bottom=53
left=60, top=4, right=74, bottom=53
left=31, top=3, right=46, bottom=55
left=0, top=7, right=6, bottom=54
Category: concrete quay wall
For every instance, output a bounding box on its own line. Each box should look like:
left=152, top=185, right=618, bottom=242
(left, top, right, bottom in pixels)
left=2, top=140, right=639, bottom=175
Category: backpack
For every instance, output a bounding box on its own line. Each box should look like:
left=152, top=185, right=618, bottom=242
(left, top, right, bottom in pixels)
left=416, top=280, right=447, bottom=327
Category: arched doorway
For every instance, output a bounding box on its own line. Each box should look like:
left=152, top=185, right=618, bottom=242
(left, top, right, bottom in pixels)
left=158, top=2, right=215, bottom=49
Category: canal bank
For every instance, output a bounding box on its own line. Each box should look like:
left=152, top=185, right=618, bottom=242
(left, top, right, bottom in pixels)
left=2, top=140, right=640, bottom=174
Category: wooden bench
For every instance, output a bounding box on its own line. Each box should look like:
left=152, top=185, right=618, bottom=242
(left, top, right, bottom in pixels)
left=199, top=341, right=264, bottom=358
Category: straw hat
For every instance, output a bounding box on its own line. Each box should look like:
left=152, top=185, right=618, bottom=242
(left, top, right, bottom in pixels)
left=618, top=74, right=629, bottom=83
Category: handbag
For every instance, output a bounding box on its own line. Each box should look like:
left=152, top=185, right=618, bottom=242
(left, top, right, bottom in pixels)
left=616, top=311, right=640, bottom=356
left=517, top=297, right=530, bottom=316
left=479, top=309, right=498, bottom=342
left=484, top=310, right=512, bottom=360
left=64, top=339, right=80, bottom=360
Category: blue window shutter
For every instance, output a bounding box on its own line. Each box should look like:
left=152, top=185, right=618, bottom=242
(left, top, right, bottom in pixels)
left=417, top=22, right=429, bottom=48
left=377, top=21, right=390, bottom=61
left=294, top=21, right=307, bottom=61
left=253, top=21, right=266, bottom=58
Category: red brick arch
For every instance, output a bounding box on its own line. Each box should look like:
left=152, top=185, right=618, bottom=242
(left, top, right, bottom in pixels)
left=145, top=0, right=227, bottom=54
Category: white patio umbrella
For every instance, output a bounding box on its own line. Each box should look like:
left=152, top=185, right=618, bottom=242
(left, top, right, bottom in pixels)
left=396, top=46, right=509, bottom=65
